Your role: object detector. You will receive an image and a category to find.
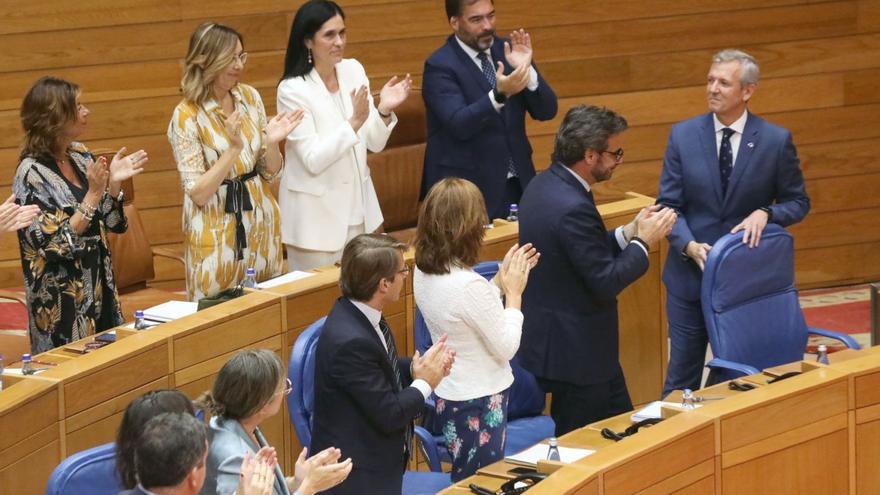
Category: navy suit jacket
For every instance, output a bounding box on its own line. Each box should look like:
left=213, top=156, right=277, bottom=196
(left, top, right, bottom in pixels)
left=517, top=163, right=649, bottom=386
left=310, top=297, right=423, bottom=495
left=657, top=112, right=810, bottom=301
left=421, top=35, right=557, bottom=216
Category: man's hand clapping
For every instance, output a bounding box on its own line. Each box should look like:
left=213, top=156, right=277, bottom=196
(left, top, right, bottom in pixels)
left=412, top=334, right=455, bottom=389
left=635, top=207, right=676, bottom=249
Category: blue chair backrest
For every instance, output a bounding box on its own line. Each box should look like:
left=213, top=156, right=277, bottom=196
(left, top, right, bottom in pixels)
left=416, top=260, right=545, bottom=421
left=46, top=443, right=121, bottom=495
left=701, top=224, right=807, bottom=375
left=288, top=317, right=326, bottom=449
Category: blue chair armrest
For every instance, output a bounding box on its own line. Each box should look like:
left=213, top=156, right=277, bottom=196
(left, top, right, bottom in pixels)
left=706, top=358, right=760, bottom=377
left=413, top=425, right=443, bottom=473
left=807, top=327, right=861, bottom=350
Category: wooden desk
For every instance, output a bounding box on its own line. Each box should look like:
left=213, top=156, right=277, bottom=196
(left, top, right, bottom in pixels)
left=0, top=194, right=663, bottom=493
left=443, top=352, right=880, bottom=495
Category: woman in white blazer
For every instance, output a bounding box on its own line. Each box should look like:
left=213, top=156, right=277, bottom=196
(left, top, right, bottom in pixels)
left=277, top=0, right=412, bottom=271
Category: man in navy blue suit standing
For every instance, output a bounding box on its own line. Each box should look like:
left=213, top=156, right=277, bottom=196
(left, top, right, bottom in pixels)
left=422, top=0, right=558, bottom=219
left=518, top=105, right=676, bottom=436
left=657, top=49, right=810, bottom=398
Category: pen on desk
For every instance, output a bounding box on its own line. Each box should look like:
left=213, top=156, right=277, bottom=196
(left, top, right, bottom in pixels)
left=30, top=360, right=57, bottom=367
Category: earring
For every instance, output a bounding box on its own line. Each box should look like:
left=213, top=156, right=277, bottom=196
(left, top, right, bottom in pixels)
left=307, top=48, right=313, bottom=65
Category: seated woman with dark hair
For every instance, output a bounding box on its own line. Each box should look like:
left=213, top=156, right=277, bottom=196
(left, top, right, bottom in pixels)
left=198, top=349, right=351, bottom=495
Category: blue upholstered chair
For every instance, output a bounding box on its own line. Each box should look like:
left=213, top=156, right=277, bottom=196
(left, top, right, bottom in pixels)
left=702, top=224, right=860, bottom=382
left=46, top=443, right=121, bottom=495
left=415, top=261, right=555, bottom=458
left=288, top=317, right=451, bottom=494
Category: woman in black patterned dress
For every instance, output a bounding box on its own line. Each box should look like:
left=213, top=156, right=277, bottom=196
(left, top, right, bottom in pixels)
left=13, top=76, right=148, bottom=353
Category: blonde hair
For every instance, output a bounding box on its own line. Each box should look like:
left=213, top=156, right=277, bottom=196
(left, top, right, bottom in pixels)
left=180, top=22, right=243, bottom=104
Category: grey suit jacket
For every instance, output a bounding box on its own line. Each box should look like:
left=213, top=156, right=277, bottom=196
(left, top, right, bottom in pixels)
left=200, top=416, right=291, bottom=495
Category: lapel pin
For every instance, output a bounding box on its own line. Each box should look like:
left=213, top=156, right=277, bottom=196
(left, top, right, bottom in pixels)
left=747, top=142, right=754, bottom=148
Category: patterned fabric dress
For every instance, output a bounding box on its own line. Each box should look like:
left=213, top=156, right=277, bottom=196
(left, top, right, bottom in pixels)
left=12, top=142, right=126, bottom=354
left=436, top=388, right=511, bottom=482
left=167, top=83, right=283, bottom=301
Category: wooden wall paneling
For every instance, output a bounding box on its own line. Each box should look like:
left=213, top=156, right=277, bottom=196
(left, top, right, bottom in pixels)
left=795, top=241, right=880, bottom=288
left=788, top=208, right=880, bottom=250
left=0, top=0, right=180, bottom=36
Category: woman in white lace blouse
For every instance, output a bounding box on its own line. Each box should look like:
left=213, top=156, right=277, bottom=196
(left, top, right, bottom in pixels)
left=413, top=178, right=538, bottom=481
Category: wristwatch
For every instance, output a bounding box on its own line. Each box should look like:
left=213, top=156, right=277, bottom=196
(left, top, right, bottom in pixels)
left=492, top=88, right=507, bottom=104
left=759, top=206, right=773, bottom=222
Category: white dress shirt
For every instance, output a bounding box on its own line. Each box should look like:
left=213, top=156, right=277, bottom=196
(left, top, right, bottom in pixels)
left=454, top=36, right=539, bottom=112
left=414, top=265, right=523, bottom=401
left=713, top=110, right=749, bottom=167
left=349, top=299, right=432, bottom=400
left=561, top=165, right=649, bottom=257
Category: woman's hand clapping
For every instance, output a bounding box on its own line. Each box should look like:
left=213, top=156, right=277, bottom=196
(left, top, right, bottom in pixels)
left=237, top=448, right=277, bottom=495
left=86, top=156, right=110, bottom=197
left=109, top=147, right=148, bottom=184
left=265, top=110, right=305, bottom=145
left=0, top=194, right=39, bottom=234
left=377, top=73, right=413, bottom=116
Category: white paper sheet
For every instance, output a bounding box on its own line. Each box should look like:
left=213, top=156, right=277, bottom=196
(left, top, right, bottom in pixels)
left=504, top=444, right=594, bottom=467
left=143, top=301, right=199, bottom=322
left=631, top=401, right=701, bottom=422
left=257, top=270, right=315, bottom=289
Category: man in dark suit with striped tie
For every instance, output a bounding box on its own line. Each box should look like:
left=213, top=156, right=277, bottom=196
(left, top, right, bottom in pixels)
left=421, top=0, right=558, bottom=219
left=310, top=234, right=454, bottom=495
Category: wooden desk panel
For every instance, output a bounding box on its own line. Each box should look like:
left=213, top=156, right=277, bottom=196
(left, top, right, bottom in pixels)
left=0, top=438, right=61, bottom=495
left=65, top=375, right=171, bottom=455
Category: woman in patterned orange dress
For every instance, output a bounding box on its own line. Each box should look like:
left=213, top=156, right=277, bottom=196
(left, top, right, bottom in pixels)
left=168, top=22, right=303, bottom=300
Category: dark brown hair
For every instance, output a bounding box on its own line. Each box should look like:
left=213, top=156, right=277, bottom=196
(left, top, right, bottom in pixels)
left=339, top=234, right=407, bottom=302
left=415, top=178, right=488, bottom=275
left=19, top=76, right=80, bottom=160
left=116, top=389, right=196, bottom=489
left=196, top=349, right=283, bottom=420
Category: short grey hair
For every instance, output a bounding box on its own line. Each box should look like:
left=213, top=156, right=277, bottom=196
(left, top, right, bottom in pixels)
left=552, top=105, right=628, bottom=167
left=712, top=49, right=760, bottom=86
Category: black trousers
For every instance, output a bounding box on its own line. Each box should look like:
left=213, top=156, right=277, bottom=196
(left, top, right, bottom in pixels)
left=537, top=369, right=634, bottom=437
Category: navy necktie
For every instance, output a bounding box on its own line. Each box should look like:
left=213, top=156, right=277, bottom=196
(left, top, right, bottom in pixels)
left=380, top=318, right=412, bottom=460
left=476, top=52, right=496, bottom=87
left=719, top=127, right=735, bottom=195
left=477, top=52, right=518, bottom=178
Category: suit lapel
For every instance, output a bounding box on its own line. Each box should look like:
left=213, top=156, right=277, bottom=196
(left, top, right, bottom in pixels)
left=338, top=298, right=394, bottom=370
left=723, top=113, right=760, bottom=204
left=447, top=35, right=493, bottom=93
left=698, top=114, right=724, bottom=205
left=549, top=162, right=592, bottom=201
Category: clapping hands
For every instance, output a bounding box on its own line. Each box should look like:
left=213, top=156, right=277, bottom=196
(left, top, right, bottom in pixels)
left=503, top=29, right=533, bottom=69
left=265, top=110, right=305, bottom=145
left=109, top=147, right=148, bottom=185
left=294, top=447, right=352, bottom=495
left=0, top=194, right=39, bottom=234
left=377, top=73, right=413, bottom=116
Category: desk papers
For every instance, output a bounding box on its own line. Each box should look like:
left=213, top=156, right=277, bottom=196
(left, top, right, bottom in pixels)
left=257, top=271, right=315, bottom=289
left=505, top=444, right=594, bottom=467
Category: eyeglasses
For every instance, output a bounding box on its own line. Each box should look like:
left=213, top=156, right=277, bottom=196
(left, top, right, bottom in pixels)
left=601, top=148, right=624, bottom=162
left=398, top=266, right=411, bottom=276
left=278, top=377, right=293, bottom=396
left=232, top=52, right=248, bottom=65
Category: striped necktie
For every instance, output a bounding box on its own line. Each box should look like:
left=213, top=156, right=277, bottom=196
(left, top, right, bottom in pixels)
left=379, top=318, right=412, bottom=461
